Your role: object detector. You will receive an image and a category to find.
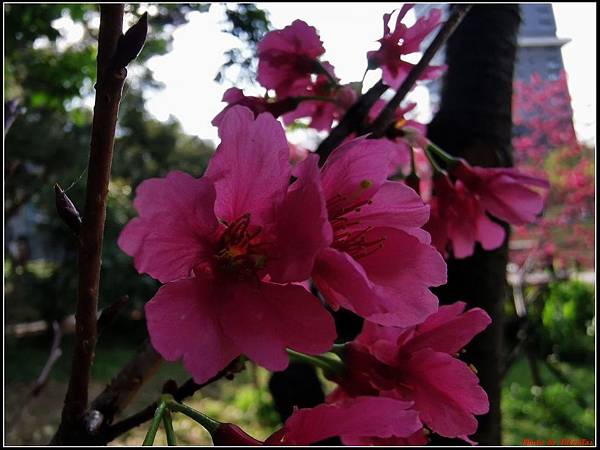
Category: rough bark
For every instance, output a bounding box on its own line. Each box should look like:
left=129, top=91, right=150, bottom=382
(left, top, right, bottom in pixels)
left=427, top=4, right=521, bottom=445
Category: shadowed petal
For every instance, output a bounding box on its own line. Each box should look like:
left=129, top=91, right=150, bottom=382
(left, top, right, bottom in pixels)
left=406, top=349, right=489, bottom=437
left=271, top=397, right=421, bottom=445
left=145, top=277, right=239, bottom=384
left=220, top=281, right=336, bottom=372
left=267, top=154, right=332, bottom=283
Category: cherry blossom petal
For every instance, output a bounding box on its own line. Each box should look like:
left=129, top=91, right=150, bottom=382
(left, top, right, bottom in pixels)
left=312, top=247, right=383, bottom=317
left=402, top=8, right=443, bottom=54
left=205, top=106, right=290, bottom=226
left=403, top=302, right=492, bottom=355
left=257, top=20, right=324, bottom=96
left=477, top=212, right=507, bottom=251
left=321, top=137, right=397, bottom=206
left=145, top=277, right=239, bottom=384
left=219, top=281, right=335, bottom=372
left=343, top=429, right=429, bottom=446
left=267, top=155, right=332, bottom=283
left=273, top=397, right=422, bottom=445
left=479, top=174, right=547, bottom=224
left=344, top=181, right=430, bottom=232
left=360, top=227, right=447, bottom=290
left=406, top=349, right=489, bottom=437
left=118, top=172, right=217, bottom=283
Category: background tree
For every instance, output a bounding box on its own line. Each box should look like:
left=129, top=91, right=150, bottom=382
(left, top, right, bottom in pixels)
left=427, top=5, right=521, bottom=444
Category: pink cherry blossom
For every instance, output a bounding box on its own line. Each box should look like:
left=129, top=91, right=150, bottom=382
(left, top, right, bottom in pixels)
left=368, top=100, right=428, bottom=176
left=330, top=301, right=491, bottom=442
left=283, top=63, right=357, bottom=131
left=450, top=159, right=551, bottom=225
left=367, top=5, right=446, bottom=88
left=211, top=88, right=299, bottom=127
left=297, top=137, right=446, bottom=327
left=210, top=397, right=422, bottom=445
left=425, top=175, right=506, bottom=259
left=257, top=20, right=325, bottom=97
left=267, top=397, right=421, bottom=445
left=118, top=106, right=335, bottom=383
left=344, top=429, right=429, bottom=446
left=288, top=143, right=309, bottom=165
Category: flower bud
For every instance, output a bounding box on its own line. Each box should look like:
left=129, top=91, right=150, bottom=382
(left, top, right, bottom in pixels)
left=54, top=183, right=82, bottom=235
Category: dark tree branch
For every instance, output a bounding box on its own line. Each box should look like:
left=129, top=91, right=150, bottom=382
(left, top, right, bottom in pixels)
left=314, top=5, right=471, bottom=163
left=315, top=80, right=388, bottom=162
left=52, top=5, right=147, bottom=445
left=90, top=340, right=164, bottom=427
left=370, top=5, right=472, bottom=138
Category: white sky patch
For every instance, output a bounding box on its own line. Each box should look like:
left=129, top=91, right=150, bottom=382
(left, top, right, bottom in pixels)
left=115, top=4, right=597, bottom=146
left=553, top=3, right=596, bottom=146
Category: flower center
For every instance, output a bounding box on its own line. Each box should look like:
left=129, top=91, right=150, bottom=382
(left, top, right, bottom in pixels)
left=211, top=213, right=269, bottom=281
left=326, top=180, right=386, bottom=260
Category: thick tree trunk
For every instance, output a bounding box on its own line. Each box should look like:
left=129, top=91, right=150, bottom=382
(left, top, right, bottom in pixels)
left=427, top=4, right=521, bottom=445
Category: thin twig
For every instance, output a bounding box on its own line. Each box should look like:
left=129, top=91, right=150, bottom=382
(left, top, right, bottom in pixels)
left=104, top=358, right=246, bottom=442
left=91, top=340, right=164, bottom=426
left=4, top=99, right=22, bottom=135
left=370, top=5, right=472, bottom=137
left=97, top=295, right=130, bottom=336
left=52, top=5, right=148, bottom=445
left=32, top=321, right=64, bottom=397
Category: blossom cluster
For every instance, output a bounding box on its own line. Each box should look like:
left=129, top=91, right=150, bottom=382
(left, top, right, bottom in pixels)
left=120, top=6, right=549, bottom=446
left=511, top=71, right=593, bottom=269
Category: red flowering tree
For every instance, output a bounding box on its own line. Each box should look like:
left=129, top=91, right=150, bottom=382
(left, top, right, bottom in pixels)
left=48, top=4, right=555, bottom=447
left=511, top=71, right=595, bottom=270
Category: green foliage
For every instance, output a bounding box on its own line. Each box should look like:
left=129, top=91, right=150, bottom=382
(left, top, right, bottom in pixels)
left=4, top=4, right=210, bottom=112
left=502, top=357, right=595, bottom=445
left=541, top=281, right=595, bottom=361
left=4, top=4, right=215, bottom=324
left=215, top=4, right=271, bottom=84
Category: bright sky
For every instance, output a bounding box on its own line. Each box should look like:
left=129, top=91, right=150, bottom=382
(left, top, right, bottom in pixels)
left=141, top=3, right=596, bottom=146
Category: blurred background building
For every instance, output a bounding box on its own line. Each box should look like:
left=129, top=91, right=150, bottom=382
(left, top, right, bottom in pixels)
left=415, top=4, right=573, bottom=121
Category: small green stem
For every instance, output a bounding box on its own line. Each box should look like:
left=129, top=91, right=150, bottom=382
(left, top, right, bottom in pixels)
left=287, top=349, right=345, bottom=374
left=359, top=67, right=370, bottom=92
left=330, top=343, right=349, bottom=356
left=409, top=146, right=418, bottom=177
left=142, top=400, right=167, bottom=446
left=405, top=148, right=421, bottom=193
left=166, top=400, right=220, bottom=435
left=427, top=141, right=457, bottom=165
left=162, top=409, right=176, bottom=446
left=424, top=145, right=447, bottom=176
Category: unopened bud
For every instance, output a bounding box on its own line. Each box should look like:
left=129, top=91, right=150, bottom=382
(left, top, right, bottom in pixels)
left=113, top=12, right=148, bottom=69
left=54, top=183, right=82, bottom=235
